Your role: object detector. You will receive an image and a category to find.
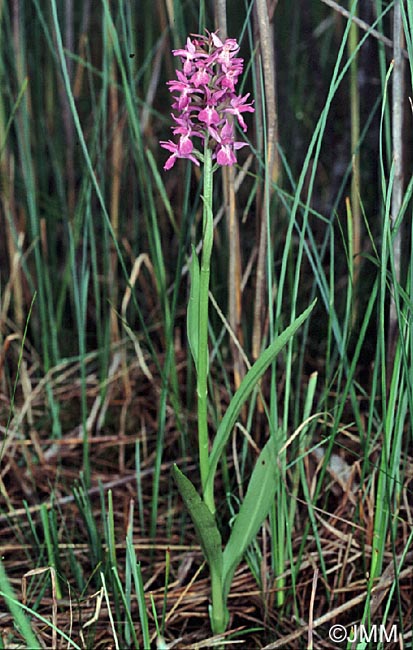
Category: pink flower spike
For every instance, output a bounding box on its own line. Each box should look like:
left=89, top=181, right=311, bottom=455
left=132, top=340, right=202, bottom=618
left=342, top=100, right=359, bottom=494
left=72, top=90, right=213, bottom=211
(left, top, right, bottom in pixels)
left=161, top=32, right=253, bottom=171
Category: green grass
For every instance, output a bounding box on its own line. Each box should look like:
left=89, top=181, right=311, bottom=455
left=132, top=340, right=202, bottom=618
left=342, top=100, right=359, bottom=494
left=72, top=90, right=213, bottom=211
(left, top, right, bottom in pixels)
left=1, top=1, right=412, bottom=648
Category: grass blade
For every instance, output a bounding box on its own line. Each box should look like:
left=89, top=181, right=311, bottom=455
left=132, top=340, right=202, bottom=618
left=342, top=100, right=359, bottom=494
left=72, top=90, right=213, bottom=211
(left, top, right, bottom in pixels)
left=126, top=538, right=150, bottom=649
left=0, top=560, right=40, bottom=648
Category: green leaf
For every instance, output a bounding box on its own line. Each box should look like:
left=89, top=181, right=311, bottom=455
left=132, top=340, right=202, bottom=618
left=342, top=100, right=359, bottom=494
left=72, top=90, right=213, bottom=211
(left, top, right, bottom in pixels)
left=173, top=465, right=223, bottom=575
left=204, top=299, right=316, bottom=503
left=0, top=560, right=41, bottom=649
left=187, top=245, right=200, bottom=372
left=222, top=436, right=278, bottom=599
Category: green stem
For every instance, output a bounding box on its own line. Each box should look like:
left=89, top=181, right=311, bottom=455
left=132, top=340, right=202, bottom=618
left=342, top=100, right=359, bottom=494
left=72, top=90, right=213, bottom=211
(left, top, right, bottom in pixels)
left=193, top=145, right=225, bottom=633
left=198, top=145, right=214, bottom=508
left=210, top=564, right=228, bottom=635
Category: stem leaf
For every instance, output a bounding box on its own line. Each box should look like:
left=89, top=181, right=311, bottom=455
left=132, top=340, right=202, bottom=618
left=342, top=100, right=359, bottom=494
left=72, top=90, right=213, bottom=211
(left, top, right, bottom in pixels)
left=205, top=299, right=316, bottom=502
left=173, top=465, right=223, bottom=574
left=222, top=435, right=279, bottom=599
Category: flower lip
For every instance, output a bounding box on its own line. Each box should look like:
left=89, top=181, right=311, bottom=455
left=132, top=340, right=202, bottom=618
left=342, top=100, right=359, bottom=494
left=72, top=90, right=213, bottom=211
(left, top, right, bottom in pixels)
left=178, top=134, right=194, bottom=155
left=198, top=105, right=220, bottom=127
left=216, top=144, right=236, bottom=166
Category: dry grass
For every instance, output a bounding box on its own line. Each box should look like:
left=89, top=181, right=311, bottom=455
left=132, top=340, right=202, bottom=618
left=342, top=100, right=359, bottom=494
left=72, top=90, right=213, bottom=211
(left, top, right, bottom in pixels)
left=1, top=344, right=412, bottom=648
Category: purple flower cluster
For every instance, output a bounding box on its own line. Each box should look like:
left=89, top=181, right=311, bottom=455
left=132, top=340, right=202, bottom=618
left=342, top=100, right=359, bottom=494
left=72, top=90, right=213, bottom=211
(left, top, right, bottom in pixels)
left=160, top=32, right=254, bottom=170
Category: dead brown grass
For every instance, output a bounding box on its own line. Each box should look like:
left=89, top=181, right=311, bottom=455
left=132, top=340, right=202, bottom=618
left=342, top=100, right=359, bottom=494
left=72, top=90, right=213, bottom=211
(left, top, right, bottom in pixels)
left=1, top=344, right=412, bottom=649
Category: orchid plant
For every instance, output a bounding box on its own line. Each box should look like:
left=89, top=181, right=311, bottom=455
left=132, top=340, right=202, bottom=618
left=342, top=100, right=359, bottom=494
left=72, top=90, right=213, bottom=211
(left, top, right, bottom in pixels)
left=161, top=31, right=315, bottom=636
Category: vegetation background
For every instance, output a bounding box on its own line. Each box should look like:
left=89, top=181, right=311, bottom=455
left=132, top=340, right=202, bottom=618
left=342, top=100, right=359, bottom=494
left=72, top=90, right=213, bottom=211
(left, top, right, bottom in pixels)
left=0, top=0, right=412, bottom=648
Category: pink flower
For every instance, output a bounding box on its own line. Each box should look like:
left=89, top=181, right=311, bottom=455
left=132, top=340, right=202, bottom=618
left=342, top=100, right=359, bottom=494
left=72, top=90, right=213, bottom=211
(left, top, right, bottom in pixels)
left=160, top=139, right=200, bottom=170
left=225, top=93, right=255, bottom=132
left=172, top=115, right=204, bottom=144
left=190, top=64, right=211, bottom=88
left=197, top=89, right=221, bottom=127
left=219, top=66, right=242, bottom=93
left=167, top=70, right=197, bottom=111
left=211, top=34, right=240, bottom=69
left=172, top=37, right=207, bottom=75
left=210, top=121, right=248, bottom=166
left=178, top=133, right=194, bottom=155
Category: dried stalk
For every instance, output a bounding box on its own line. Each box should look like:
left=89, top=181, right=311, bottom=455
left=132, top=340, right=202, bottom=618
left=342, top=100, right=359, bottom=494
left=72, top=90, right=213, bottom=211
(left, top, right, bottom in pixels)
left=252, top=0, right=279, bottom=360
left=214, top=1, right=245, bottom=390
left=388, top=0, right=405, bottom=362
left=348, top=6, right=361, bottom=320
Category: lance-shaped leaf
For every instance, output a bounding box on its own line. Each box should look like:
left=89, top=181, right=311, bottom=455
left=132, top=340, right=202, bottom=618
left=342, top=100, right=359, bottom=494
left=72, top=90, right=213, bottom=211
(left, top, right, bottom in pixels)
left=173, top=465, right=223, bottom=574
left=173, top=466, right=229, bottom=633
left=222, top=435, right=278, bottom=599
left=187, top=245, right=200, bottom=371
left=204, top=300, right=316, bottom=504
